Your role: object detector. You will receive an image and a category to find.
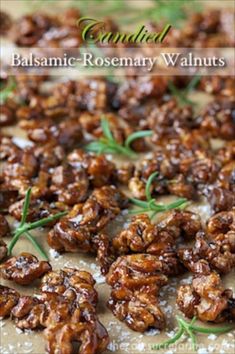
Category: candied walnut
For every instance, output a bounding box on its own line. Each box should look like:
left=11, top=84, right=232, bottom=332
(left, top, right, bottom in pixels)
left=177, top=272, right=234, bottom=322
left=0, top=253, right=52, bottom=285
left=199, top=77, right=235, bottom=97
left=44, top=301, right=109, bottom=354
left=197, top=97, right=235, bottom=140
left=217, top=161, right=235, bottom=193
left=148, top=98, right=194, bottom=141
left=113, top=77, right=167, bottom=109
left=25, top=118, right=83, bottom=148
left=40, top=268, right=98, bottom=307
left=50, top=164, right=89, bottom=206
left=92, top=233, right=116, bottom=275
left=8, top=198, right=64, bottom=223
left=33, top=143, right=65, bottom=171
left=128, top=176, right=146, bottom=199
left=129, top=138, right=214, bottom=200
left=47, top=207, right=91, bottom=253
left=11, top=295, right=48, bottom=330
left=179, top=154, right=220, bottom=187
left=167, top=174, right=196, bottom=199
left=2, top=144, right=38, bottom=196
left=112, top=214, right=157, bottom=254
left=157, top=209, right=202, bottom=240
left=112, top=212, right=200, bottom=276
left=68, top=149, right=115, bottom=188
left=178, top=231, right=235, bottom=275
left=48, top=186, right=127, bottom=253
left=0, top=239, right=7, bottom=262
left=207, top=210, right=235, bottom=237
left=78, top=186, right=127, bottom=231
left=106, top=254, right=167, bottom=332
left=115, top=163, right=134, bottom=185
left=0, top=214, right=10, bottom=237
left=11, top=13, right=57, bottom=46
left=0, top=285, right=20, bottom=318
left=207, top=186, right=235, bottom=212
left=54, top=78, right=114, bottom=113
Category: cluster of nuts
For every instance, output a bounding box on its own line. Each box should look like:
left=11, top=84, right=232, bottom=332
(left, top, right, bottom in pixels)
left=0, top=254, right=109, bottom=354
left=0, top=5, right=234, bottom=353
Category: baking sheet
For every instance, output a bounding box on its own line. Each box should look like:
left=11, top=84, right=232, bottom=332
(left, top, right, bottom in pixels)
left=0, top=1, right=235, bottom=353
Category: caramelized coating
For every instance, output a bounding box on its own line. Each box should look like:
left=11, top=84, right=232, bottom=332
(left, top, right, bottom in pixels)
left=48, top=186, right=127, bottom=253
left=40, top=268, right=98, bottom=307
left=112, top=212, right=201, bottom=275
left=7, top=267, right=109, bottom=353
left=25, top=118, right=83, bottom=148
left=2, top=142, right=38, bottom=196
left=199, top=76, right=235, bottom=97
left=197, top=97, right=235, bottom=140
left=148, top=98, right=194, bottom=141
left=68, top=149, right=115, bottom=188
left=50, top=164, right=89, bottom=206
left=0, top=214, right=10, bottom=237
left=157, top=209, right=202, bottom=240
left=207, top=210, right=235, bottom=237
left=11, top=295, right=48, bottom=329
left=0, top=285, right=20, bottom=318
left=0, top=253, right=52, bottom=285
left=177, top=272, right=234, bottom=322
left=207, top=186, right=235, bottom=213
left=44, top=301, right=109, bottom=354
left=106, top=254, right=168, bottom=332
left=178, top=231, right=235, bottom=275
left=129, top=132, right=219, bottom=200
left=92, top=233, right=116, bottom=275
left=8, top=198, right=64, bottom=223
left=10, top=8, right=82, bottom=48
left=54, top=78, right=116, bottom=113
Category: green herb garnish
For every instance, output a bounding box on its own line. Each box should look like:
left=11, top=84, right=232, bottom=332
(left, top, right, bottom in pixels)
left=85, top=117, right=153, bottom=158
left=0, top=78, right=16, bottom=104
left=152, top=316, right=234, bottom=351
left=168, top=76, right=201, bottom=106
left=129, top=172, right=188, bottom=218
left=7, top=188, right=67, bottom=260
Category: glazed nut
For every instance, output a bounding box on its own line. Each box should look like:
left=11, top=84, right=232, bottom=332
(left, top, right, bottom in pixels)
left=0, top=253, right=52, bottom=285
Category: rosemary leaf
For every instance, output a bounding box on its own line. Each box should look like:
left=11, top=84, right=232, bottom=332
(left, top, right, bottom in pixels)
left=0, top=78, right=16, bottom=104
left=125, top=130, right=153, bottom=150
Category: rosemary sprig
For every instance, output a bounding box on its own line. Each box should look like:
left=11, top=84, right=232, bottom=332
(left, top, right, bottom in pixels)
left=0, top=78, right=16, bottom=104
left=152, top=316, right=234, bottom=351
left=85, top=117, right=153, bottom=158
left=168, top=75, right=201, bottom=107
left=129, top=172, right=188, bottom=218
left=7, top=188, right=67, bottom=260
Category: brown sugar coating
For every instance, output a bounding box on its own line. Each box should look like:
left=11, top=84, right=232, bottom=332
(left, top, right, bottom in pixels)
left=0, top=285, right=20, bottom=317
left=40, top=268, right=98, bottom=307
left=0, top=253, right=52, bottom=285
left=44, top=301, right=109, bottom=354
left=112, top=212, right=201, bottom=276
left=48, top=185, right=127, bottom=253
left=6, top=267, right=109, bottom=353
left=177, top=272, right=235, bottom=322
left=106, top=254, right=168, bottom=332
